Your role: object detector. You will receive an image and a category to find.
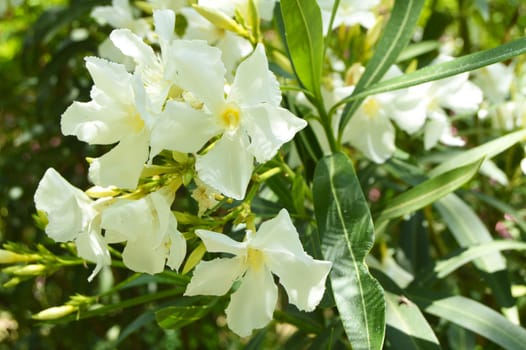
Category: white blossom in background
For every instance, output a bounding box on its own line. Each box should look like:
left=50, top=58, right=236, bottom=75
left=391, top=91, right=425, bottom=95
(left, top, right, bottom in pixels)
left=110, top=9, right=179, bottom=112
left=154, top=43, right=307, bottom=199
left=473, top=62, right=513, bottom=105
left=317, top=0, right=380, bottom=33
left=179, top=7, right=252, bottom=80
left=341, top=66, right=428, bottom=163
left=34, top=168, right=113, bottom=281
left=198, top=0, right=276, bottom=21
left=61, top=57, right=151, bottom=190
left=101, top=189, right=186, bottom=274
left=91, top=0, right=150, bottom=38
left=148, top=0, right=187, bottom=12
left=185, top=209, right=332, bottom=337
left=420, top=55, right=483, bottom=150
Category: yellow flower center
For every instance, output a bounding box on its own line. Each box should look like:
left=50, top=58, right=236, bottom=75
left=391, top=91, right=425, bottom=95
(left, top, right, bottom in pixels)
left=363, top=97, right=380, bottom=118
left=219, top=103, right=241, bottom=130
left=129, top=109, right=145, bottom=132
left=246, top=248, right=264, bottom=271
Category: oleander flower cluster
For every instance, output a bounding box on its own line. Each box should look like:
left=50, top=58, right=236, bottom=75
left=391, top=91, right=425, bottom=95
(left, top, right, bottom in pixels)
left=30, top=0, right=526, bottom=340
left=33, top=2, right=332, bottom=337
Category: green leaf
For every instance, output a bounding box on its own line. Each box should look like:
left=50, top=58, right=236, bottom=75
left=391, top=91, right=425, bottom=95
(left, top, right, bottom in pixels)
left=429, top=129, right=526, bottom=177
left=434, top=194, right=517, bottom=319
left=279, top=0, right=323, bottom=99
left=432, top=240, right=526, bottom=280
left=376, top=158, right=483, bottom=228
left=155, top=298, right=217, bottom=329
left=435, top=194, right=507, bottom=274
left=345, top=37, right=526, bottom=103
left=410, top=295, right=526, bottom=350
left=396, top=41, right=441, bottom=62
left=384, top=292, right=441, bottom=350
left=338, top=0, right=425, bottom=133
left=313, top=152, right=385, bottom=350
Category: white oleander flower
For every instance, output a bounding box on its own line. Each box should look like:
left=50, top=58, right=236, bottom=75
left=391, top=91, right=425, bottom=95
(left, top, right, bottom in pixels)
left=101, top=189, right=186, bottom=274
left=34, top=168, right=112, bottom=281
left=110, top=9, right=179, bottom=112
left=337, top=66, right=427, bottom=163
left=184, top=209, right=332, bottom=337
left=61, top=56, right=151, bottom=189
left=421, top=55, right=483, bottom=150
left=180, top=7, right=252, bottom=80
left=198, top=0, right=276, bottom=21
left=91, top=0, right=150, bottom=37
left=154, top=43, right=307, bottom=199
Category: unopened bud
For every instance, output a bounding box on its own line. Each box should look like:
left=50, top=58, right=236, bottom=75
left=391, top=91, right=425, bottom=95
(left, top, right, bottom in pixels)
left=0, top=250, right=38, bottom=264
left=12, top=264, right=46, bottom=276
left=32, top=305, right=77, bottom=320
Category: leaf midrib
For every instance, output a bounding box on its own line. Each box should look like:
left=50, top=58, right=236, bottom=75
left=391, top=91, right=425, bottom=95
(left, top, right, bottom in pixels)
left=328, top=158, right=371, bottom=348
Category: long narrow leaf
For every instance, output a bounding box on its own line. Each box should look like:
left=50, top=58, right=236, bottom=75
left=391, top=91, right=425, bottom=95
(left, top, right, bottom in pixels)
left=313, top=152, right=385, bottom=350
left=410, top=295, right=526, bottom=350
left=385, top=292, right=441, bottom=350
left=280, top=0, right=323, bottom=99
left=435, top=194, right=517, bottom=320
left=435, top=240, right=526, bottom=278
left=338, top=0, right=425, bottom=133
left=429, top=129, right=526, bottom=177
left=376, top=158, right=483, bottom=228
left=344, top=37, right=526, bottom=103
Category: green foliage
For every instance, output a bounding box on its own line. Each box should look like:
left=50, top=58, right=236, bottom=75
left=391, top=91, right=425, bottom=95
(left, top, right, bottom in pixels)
left=313, top=152, right=386, bottom=350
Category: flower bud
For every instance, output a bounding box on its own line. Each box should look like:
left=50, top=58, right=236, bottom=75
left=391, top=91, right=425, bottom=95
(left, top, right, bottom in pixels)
left=12, top=264, right=47, bottom=276
left=32, top=305, right=77, bottom=320
left=0, top=250, right=37, bottom=264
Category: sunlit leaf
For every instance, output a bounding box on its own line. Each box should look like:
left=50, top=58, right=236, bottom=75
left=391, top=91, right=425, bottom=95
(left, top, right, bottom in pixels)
left=343, top=38, right=526, bottom=103
left=313, top=152, right=385, bottom=350
left=385, top=292, right=441, bottom=350
left=279, top=0, right=323, bottom=100
left=410, top=295, right=526, bottom=350
left=376, top=158, right=483, bottom=228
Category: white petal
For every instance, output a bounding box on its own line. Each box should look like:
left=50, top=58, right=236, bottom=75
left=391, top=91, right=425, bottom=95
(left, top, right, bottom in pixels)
left=34, top=168, right=94, bottom=242
left=266, top=251, right=331, bottom=311
left=153, top=9, right=175, bottom=42
left=343, top=110, right=396, bottom=163
left=110, top=29, right=156, bottom=67
left=88, top=131, right=149, bottom=189
left=195, top=229, right=246, bottom=256
left=243, top=104, right=307, bottom=163
left=165, top=216, right=186, bottom=271
left=439, top=81, right=483, bottom=114
left=75, top=229, right=111, bottom=282
left=386, top=89, right=428, bottom=134
left=225, top=266, right=278, bottom=337
left=150, top=101, right=220, bottom=157
left=521, top=157, right=526, bottom=175
left=250, top=209, right=305, bottom=256
left=216, top=31, right=252, bottom=81
left=85, top=56, right=133, bottom=104
left=122, top=236, right=166, bottom=274
left=101, top=198, right=151, bottom=242
left=229, top=44, right=281, bottom=107
left=166, top=40, right=226, bottom=112
left=61, top=97, right=127, bottom=145
left=195, top=133, right=254, bottom=200
left=424, top=111, right=447, bottom=150
left=184, top=257, right=246, bottom=296
left=258, top=0, right=276, bottom=21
